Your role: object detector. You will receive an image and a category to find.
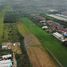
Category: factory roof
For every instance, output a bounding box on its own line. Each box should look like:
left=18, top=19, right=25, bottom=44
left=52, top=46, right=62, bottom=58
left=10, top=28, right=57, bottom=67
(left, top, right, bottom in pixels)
left=47, top=14, right=67, bottom=22
left=2, top=54, right=12, bottom=58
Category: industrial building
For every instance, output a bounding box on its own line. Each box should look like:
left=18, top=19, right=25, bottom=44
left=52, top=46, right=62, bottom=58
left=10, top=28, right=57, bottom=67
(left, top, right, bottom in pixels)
left=46, top=14, right=67, bottom=27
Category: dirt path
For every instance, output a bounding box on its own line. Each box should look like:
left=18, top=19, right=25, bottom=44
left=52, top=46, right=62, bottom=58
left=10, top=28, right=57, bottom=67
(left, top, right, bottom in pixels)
left=13, top=53, right=17, bottom=67
left=17, top=22, right=58, bottom=67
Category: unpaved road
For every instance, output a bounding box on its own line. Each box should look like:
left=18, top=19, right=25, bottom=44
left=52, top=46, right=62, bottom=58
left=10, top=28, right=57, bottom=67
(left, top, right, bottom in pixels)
left=13, top=53, right=17, bottom=67
left=17, top=22, right=58, bottom=67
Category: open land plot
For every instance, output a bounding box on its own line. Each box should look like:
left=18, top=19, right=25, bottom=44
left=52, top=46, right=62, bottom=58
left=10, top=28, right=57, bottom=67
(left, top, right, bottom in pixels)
left=18, top=17, right=67, bottom=67
left=3, top=22, right=31, bottom=67
left=0, top=11, right=5, bottom=43
left=0, top=6, right=31, bottom=67
left=3, top=23, right=20, bottom=42
left=0, top=6, right=12, bottom=43
left=17, top=22, right=58, bottom=67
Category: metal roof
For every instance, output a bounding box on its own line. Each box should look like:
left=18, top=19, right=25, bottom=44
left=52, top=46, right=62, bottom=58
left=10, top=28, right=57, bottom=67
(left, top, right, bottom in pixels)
left=47, top=14, right=67, bottom=22
left=2, top=54, right=12, bottom=58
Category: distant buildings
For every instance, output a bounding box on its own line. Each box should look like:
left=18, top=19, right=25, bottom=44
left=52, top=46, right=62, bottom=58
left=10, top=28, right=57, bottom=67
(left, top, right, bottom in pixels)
left=31, top=14, right=67, bottom=45
left=46, top=14, right=67, bottom=27
left=47, top=14, right=67, bottom=22
left=47, top=9, right=60, bottom=14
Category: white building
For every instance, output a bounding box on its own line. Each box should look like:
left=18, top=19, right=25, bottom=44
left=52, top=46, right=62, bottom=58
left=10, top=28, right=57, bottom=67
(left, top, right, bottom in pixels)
left=47, top=14, right=67, bottom=22
left=42, top=26, right=48, bottom=29
left=2, top=54, right=12, bottom=59
left=53, top=32, right=65, bottom=42
left=0, top=59, right=12, bottom=67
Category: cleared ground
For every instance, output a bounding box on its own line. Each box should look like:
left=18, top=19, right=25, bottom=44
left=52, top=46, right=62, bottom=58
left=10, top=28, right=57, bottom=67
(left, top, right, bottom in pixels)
left=17, top=22, right=58, bottom=67
left=20, top=17, right=67, bottom=67
left=0, top=6, right=12, bottom=43
left=0, top=10, right=5, bottom=43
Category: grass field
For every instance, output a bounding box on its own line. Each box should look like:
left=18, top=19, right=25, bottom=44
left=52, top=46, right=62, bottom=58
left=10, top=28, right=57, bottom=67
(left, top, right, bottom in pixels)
left=0, top=10, right=5, bottom=43
left=0, top=5, right=12, bottom=43
left=21, top=17, right=67, bottom=67
left=17, top=22, right=58, bottom=67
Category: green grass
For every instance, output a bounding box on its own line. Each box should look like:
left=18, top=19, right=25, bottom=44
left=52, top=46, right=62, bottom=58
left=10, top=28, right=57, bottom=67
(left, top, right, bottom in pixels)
left=0, top=10, right=5, bottom=43
left=0, top=5, right=14, bottom=43
left=21, top=17, right=67, bottom=67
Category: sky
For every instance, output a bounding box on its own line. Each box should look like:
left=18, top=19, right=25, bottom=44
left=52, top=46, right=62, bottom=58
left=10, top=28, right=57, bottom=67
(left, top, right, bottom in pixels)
left=0, top=0, right=67, bottom=12
left=0, top=0, right=67, bottom=7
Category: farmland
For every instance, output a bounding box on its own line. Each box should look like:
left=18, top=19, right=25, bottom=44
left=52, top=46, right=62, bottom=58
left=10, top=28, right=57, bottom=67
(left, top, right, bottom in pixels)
left=0, top=5, right=13, bottom=43
left=0, top=5, right=67, bottom=67
left=3, top=16, right=31, bottom=67
left=0, top=9, right=5, bottom=43
left=19, top=17, right=67, bottom=67
left=17, top=22, right=58, bottom=67
left=0, top=6, right=31, bottom=67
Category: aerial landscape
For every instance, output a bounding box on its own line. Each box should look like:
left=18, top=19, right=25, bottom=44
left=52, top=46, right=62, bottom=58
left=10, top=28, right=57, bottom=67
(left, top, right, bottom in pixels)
left=0, top=0, right=67, bottom=67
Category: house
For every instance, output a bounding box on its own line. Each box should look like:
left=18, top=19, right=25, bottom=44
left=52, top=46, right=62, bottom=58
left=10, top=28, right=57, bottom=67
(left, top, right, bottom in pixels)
left=2, top=54, right=12, bottom=59
left=42, top=26, right=48, bottom=29
left=2, top=45, right=8, bottom=49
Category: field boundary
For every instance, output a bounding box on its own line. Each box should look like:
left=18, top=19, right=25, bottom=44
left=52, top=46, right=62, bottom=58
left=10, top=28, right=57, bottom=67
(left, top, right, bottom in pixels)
left=17, top=22, right=58, bottom=67
left=46, top=47, right=63, bottom=67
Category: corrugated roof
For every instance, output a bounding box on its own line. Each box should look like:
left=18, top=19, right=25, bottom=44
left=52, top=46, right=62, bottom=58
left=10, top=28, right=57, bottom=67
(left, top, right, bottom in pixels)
left=2, top=54, right=12, bottom=58
left=47, top=14, right=67, bottom=21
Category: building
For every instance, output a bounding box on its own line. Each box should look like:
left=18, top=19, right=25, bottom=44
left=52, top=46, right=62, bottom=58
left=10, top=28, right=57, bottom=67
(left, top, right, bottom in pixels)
left=2, top=54, right=12, bottom=59
left=0, top=59, right=12, bottom=67
left=46, top=14, right=67, bottom=27
left=47, top=9, right=59, bottom=14
left=53, top=32, right=64, bottom=42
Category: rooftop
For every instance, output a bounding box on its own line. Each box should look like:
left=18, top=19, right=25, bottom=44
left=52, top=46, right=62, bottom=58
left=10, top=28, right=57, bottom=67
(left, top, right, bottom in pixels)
left=0, top=59, right=12, bottom=67
left=47, top=14, right=67, bottom=22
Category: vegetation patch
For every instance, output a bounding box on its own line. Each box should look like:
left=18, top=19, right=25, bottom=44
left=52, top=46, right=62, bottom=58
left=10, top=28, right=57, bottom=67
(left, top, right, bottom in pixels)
left=21, top=17, right=67, bottom=67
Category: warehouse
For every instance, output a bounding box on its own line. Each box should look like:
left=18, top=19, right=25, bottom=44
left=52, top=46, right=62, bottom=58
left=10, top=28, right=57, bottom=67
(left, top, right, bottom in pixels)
left=52, top=32, right=65, bottom=42
left=47, top=14, right=67, bottom=22
left=46, top=14, right=67, bottom=27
